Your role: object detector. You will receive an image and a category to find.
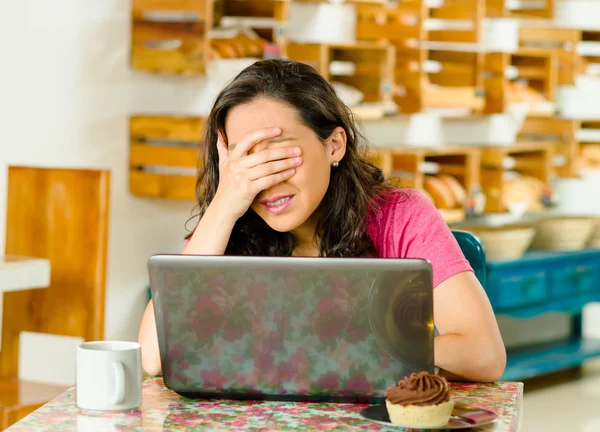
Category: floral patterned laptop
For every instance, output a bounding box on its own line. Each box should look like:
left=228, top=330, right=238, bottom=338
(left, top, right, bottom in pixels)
left=149, top=255, right=434, bottom=402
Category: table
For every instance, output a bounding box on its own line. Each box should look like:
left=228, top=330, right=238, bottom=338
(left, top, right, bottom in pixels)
left=0, top=256, right=51, bottom=350
left=8, top=376, right=523, bottom=431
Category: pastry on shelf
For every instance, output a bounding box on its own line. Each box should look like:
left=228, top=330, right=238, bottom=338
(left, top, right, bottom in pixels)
left=437, top=173, right=467, bottom=207
left=210, top=29, right=267, bottom=59
left=501, top=174, right=547, bottom=213
left=579, top=144, right=600, bottom=169
left=424, top=176, right=456, bottom=209
left=506, top=81, right=555, bottom=116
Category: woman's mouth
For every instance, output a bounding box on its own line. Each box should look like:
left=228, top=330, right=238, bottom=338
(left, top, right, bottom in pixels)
left=261, top=195, right=294, bottom=215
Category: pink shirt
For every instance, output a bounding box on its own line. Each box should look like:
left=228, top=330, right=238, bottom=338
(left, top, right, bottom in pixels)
left=367, top=189, right=472, bottom=288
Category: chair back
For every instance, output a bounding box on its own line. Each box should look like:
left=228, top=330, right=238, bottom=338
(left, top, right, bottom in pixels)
left=452, top=230, right=487, bottom=287
left=1, top=166, right=110, bottom=380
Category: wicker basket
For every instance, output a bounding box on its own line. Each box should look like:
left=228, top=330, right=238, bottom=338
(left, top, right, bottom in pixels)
left=464, top=225, right=536, bottom=261
left=531, top=217, right=596, bottom=251
left=588, top=218, right=600, bottom=248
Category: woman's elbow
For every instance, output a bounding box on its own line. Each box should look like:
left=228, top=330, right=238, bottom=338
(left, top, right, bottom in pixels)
left=479, top=344, right=507, bottom=382
left=140, top=345, right=163, bottom=376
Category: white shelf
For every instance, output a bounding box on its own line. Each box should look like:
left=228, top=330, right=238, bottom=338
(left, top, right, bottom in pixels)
left=0, top=256, right=51, bottom=352
left=576, top=128, right=600, bottom=143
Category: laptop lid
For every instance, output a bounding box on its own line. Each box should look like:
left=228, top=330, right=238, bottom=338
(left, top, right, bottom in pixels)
left=149, top=255, right=434, bottom=402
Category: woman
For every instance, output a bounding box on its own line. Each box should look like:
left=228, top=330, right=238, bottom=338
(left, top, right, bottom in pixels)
left=138, top=59, right=506, bottom=381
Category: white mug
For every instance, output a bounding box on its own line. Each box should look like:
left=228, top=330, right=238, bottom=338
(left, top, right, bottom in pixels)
left=76, top=341, right=142, bottom=412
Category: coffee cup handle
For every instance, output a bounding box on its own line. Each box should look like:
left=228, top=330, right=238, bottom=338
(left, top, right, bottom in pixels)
left=111, top=361, right=125, bottom=405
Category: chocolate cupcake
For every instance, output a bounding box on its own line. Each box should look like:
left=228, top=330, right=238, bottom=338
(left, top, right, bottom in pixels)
left=385, top=371, right=454, bottom=427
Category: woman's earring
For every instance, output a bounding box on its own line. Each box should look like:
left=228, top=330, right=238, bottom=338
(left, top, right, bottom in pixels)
left=332, top=161, right=339, bottom=168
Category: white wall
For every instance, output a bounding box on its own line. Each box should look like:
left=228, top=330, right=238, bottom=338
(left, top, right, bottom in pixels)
left=0, top=0, right=217, bottom=341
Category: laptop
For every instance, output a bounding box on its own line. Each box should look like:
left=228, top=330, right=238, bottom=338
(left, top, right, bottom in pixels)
left=148, top=255, right=434, bottom=402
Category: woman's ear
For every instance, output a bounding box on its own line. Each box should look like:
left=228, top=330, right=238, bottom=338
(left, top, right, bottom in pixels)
left=328, top=127, right=347, bottom=165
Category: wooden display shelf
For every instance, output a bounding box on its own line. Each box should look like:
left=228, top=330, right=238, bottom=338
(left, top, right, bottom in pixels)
left=577, top=121, right=600, bottom=172
left=131, top=19, right=207, bottom=75
left=129, top=115, right=204, bottom=200
left=518, top=27, right=595, bottom=86
left=486, top=0, right=553, bottom=19
left=484, top=49, right=558, bottom=114
left=480, top=141, right=553, bottom=212
left=368, top=146, right=481, bottom=223
left=132, top=0, right=207, bottom=17
left=518, top=116, right=579, bottom=177
left=131, top=0, right=290, bottom=75
left=356, top=1, right=426, bottom=112
left=287, top=41, right=395, bottom=103
left=356, top=0, right=487, bottom=113
left=369, top=146, right=481, bottom=189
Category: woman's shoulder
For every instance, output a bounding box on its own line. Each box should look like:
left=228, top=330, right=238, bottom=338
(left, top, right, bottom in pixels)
left=371, top=188, right=437, bottom=221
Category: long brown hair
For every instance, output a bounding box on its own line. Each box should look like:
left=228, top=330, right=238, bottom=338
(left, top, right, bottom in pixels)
left=188, top=59, right=392, bottom=257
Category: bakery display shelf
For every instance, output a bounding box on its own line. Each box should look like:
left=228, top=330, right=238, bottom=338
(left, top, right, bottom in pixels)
left=129, top=115, right=204, bottom=200
left=287, top=41, right=396, bottom=103
left=483, top=49, right=558, bottom=115
left=479, top=141, right=553, bottom=212
left=576, top=121, right=600, bottom=172
left=518, top=27, right=600, bottom=86
left=494, top=0, right=554, bottom=19
left=131, top=0, right=295, bottom=75
left=518, top=116, right=579, bottom=177
left=368, top=146, right=481, bottom=223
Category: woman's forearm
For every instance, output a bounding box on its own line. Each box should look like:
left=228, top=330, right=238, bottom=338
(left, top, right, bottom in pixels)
left=183, top=198, right=238, bottom=255
left=434, top=333, right=506, bottom=382
left=139, top=199, right=238, bottom=375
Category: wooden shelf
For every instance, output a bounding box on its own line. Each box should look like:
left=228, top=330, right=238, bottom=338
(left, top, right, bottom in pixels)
left=480, top=141, right=553, bottom=212
left=518, top=116, right=580, bottom=178
left=129, top=115, right=204, bottom=200
left=368, top=146, right=481, bottom=223
left=487, top=0, right=553, bottom=19
left=287, top=41, right=395, bottom=103
left=519, top=27, right=589, bottom=86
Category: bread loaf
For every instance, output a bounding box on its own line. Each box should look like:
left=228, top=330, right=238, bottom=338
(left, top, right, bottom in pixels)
left=424, top=176, right=455, bottom=209
left=437, top=174, right=467, bottom=207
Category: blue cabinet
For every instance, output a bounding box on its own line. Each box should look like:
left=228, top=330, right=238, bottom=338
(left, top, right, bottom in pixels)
left=485, top=249, right=600, bottom=381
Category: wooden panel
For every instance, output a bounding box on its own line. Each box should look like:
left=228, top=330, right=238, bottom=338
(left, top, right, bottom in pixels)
left=130, top=115, right=205, bottom=141
left=223, top=0, right=275, bottom=18
left=130, top=144, right=198, bottom=168
left=423, top=87, right=483, bottom=110
left=130, top=171, right=197, bottom=200
left=133, top=0, right=206, bottom=14
left=129, top=115, right=204, bottom=200
left=519, top=27, right=582, bottom=85
left=1, top=167, right=110, bottom=380
left=131, top=20, right=205, bottom=75
left=480, top=143, right=554, bottom=211
left=288, top=42, right=394, bottom=103
left=484, top=52, right=509, bottom=113
left=518, top=116, right=579, bottom=177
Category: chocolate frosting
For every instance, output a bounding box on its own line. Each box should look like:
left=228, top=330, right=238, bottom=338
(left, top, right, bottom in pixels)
left=385, top=372, right=451, bottom=406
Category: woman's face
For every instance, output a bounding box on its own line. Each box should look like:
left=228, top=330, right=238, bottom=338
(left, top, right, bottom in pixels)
left=224, top=98, right=346, bottom=239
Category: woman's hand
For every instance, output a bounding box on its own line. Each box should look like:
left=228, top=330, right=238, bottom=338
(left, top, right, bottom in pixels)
left=213, top=127, right=303, bottom=220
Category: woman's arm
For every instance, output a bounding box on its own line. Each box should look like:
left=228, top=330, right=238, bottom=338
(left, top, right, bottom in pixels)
left=138, top=202, right=237, bottom=375
left=434, top=271, right=506, bottom=382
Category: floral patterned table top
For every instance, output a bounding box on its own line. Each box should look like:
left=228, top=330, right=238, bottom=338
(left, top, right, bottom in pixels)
left=8, top=376, right=523, bottom=431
